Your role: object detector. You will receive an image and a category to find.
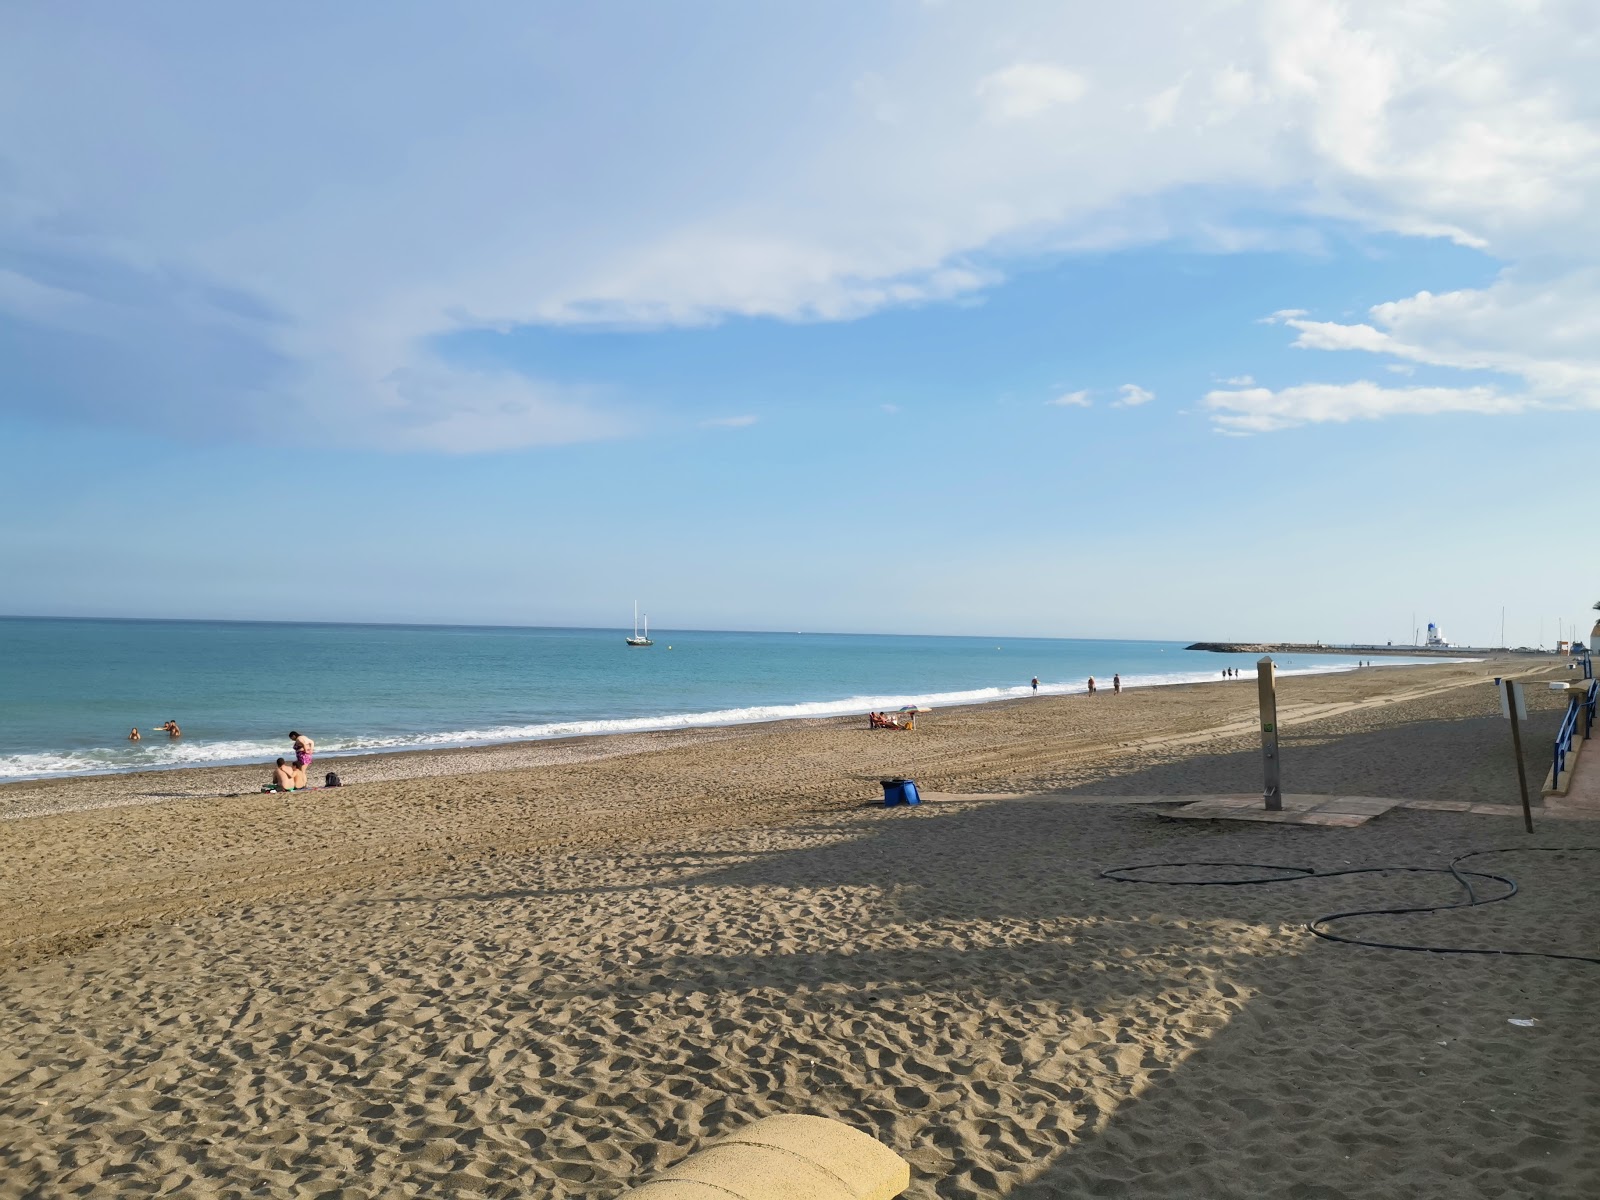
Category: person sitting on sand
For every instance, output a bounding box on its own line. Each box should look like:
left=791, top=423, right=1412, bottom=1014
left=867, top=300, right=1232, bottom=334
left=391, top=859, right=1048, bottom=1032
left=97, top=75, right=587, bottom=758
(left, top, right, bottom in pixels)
left=290, top=730, right=314, bottom=769
left=128, top=727, right=140, bottom=742
left=271, top=758, right=297, bottom=791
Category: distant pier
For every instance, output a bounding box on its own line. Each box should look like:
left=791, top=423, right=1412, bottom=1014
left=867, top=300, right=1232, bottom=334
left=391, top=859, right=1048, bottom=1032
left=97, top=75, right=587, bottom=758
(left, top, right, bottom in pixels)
left=1184, top=642, right=1546, bottom=657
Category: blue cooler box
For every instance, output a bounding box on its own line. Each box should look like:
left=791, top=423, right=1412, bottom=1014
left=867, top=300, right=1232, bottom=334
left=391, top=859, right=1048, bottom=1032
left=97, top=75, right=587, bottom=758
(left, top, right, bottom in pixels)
left=882, top=778, right=920, bottom=806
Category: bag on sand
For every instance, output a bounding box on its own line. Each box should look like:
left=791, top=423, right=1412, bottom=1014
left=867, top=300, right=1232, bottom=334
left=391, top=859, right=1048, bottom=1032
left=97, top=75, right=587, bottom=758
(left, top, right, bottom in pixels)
left=325, top=772, right=342, bottom=788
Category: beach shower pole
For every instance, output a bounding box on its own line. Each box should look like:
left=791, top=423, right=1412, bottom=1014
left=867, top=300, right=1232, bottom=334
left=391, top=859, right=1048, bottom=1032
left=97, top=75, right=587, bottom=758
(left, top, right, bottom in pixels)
left=1502, top=678, right=1534, bottom=834
left=1258, top=655, right=1282, bottom=811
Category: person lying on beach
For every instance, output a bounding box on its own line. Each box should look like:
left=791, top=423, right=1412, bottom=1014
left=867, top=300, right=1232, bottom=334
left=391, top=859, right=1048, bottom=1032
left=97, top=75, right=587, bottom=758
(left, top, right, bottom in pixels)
left=128, top=727, right=140, bottom=742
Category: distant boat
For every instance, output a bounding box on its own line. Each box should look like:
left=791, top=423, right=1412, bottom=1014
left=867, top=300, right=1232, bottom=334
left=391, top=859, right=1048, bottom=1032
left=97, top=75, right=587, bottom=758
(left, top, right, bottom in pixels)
left=626, top=601, right=654, bottom=647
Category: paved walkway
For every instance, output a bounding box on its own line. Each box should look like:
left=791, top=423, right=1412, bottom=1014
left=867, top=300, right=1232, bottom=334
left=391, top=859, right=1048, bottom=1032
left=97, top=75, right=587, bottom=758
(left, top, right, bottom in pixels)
left=1548, top=733, right=1600, bottom=819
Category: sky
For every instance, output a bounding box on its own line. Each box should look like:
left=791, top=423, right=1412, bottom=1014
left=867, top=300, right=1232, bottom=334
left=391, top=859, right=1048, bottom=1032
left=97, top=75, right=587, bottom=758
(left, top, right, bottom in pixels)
left=2, top=0, right=1597, bottom=646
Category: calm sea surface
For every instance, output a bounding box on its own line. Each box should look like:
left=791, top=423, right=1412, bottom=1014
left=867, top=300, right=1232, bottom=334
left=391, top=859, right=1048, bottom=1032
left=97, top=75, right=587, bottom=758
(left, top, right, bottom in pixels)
left=0, top=617, right=1452, bottom=780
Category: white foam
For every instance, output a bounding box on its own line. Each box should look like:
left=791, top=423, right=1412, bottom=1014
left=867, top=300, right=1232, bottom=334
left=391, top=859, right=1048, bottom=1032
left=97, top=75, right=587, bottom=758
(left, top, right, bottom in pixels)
left=0, top=655, right=1473, bottom=782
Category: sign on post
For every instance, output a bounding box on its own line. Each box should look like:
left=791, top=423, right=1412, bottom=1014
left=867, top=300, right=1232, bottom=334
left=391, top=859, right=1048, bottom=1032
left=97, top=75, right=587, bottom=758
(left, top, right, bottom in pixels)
left=1258, top=655, right=1282, bottom=811
left=1499, top=681, right=1527, bottom=721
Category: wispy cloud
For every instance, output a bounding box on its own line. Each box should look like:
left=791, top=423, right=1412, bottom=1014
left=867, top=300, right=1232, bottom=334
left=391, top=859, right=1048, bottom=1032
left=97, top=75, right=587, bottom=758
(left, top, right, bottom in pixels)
left=700, top=414, right=758, bottom=429
left=1114, top=383, right=1155, bottom=407
left=975, top=62, right=1088, bottom=121
left=1046, top=389, right=1091, bottom=407
left=1203, top=381, right=1524, bottom=434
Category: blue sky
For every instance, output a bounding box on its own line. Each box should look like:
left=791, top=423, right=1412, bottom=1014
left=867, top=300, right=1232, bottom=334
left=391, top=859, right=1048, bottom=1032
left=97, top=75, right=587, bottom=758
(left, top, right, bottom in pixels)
left=2, top=2, right=1597, bottom=646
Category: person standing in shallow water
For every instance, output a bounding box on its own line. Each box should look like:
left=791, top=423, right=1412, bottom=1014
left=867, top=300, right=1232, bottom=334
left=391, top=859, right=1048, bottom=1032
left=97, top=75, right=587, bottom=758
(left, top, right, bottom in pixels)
left=128, top=727, right=140, bottom=742
left=1031, top=676, right=1039, bottom=694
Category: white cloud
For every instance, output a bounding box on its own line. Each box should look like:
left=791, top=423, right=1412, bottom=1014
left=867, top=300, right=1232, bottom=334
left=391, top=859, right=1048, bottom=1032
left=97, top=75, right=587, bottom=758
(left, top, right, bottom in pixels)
left=700, top=414, right=758, bottom=429
left=1221, top=374, right=1254, bottom=386
left=1115, top=383, right=1155, bottom=407
left=1239, top=267, right=1600, bottom=430
left=1047, top=389, right=1091, bottom=407
left=1203, top=381, right=1525, bottom=434
left=1143, top=80, right=1185, bottom=130
left=2, top=2, right=1598, bottom=449
left=975, top=63, right=1088, bottom=121
left=371, top=367, right=624, bottom=453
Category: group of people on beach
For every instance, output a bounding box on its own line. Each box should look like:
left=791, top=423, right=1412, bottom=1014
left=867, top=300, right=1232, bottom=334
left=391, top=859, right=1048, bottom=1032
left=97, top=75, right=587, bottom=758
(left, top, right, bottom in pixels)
left=267, top=731, right=315, bottom=792
left=1030, top=675, right=1122, bottom=695
left=128, top=720, right=180, bottom=742
left=867, top=711, right=913, bottom=730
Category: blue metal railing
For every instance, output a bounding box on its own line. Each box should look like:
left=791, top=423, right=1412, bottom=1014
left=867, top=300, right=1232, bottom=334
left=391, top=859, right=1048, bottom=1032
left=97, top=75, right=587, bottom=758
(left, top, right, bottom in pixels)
left=1554, top=677, right=1599, bottom=785
left=1554, top=701, right=1579, bottom=782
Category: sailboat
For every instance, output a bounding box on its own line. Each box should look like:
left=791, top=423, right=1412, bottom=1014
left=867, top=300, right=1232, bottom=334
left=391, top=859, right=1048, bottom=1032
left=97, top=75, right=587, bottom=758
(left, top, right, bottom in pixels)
left=626, top=601, right=654, bottom=647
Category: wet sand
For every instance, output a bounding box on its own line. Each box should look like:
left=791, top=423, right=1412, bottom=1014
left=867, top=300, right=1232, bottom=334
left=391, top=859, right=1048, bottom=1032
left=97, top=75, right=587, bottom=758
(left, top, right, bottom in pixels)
left=3, top=657, right=1596, bottom=1198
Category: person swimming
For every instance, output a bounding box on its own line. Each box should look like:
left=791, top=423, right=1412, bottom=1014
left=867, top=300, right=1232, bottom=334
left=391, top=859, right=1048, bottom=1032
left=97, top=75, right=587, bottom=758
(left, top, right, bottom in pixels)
left=128, top=727, right=141, bottom=742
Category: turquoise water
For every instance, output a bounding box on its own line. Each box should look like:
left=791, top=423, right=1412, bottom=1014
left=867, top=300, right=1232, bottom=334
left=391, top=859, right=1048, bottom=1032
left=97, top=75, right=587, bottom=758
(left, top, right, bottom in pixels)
left=0, top=617, right=1452, bottom=780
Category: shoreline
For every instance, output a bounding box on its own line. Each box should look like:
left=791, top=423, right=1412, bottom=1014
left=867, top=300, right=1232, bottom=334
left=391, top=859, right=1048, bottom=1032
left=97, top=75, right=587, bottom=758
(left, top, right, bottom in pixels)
left=0, top=652, right=1548, bottom=826
left=0, top=651, right=1476, bottom=790
left=0, top=656, right=1495, bottom=822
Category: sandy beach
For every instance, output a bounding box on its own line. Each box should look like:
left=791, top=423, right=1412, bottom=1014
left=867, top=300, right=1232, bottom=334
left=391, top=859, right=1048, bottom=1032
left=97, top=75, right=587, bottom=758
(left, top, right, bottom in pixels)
left=3, top=657, right=1597, bottom=1198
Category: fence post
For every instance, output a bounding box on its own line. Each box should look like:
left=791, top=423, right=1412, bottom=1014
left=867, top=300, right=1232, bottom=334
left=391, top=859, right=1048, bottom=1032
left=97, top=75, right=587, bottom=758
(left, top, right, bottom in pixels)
left=1258, top=655, right=1282, bottom=811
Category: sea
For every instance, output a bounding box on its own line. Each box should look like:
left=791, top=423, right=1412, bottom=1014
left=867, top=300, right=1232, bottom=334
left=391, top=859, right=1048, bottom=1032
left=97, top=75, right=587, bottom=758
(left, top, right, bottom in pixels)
left=0, top=617, right=1456, bottom=782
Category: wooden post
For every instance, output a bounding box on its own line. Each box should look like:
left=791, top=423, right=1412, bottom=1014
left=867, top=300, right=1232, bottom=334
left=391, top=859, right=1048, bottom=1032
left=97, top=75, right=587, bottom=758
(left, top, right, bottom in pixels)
left=1504, top=678, right=1534, bottom=834
left=1258, top=655, right=1282, bottom=811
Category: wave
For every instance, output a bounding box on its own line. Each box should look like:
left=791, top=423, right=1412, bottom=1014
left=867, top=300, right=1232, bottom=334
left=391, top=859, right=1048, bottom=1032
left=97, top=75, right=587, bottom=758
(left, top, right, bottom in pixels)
left=0, top=655, right=1474, bottom=782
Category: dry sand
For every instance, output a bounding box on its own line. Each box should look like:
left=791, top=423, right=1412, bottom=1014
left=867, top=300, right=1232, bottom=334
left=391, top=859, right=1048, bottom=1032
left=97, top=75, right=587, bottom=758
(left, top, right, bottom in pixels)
left=2, top=658, right=1597, bottom=1197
